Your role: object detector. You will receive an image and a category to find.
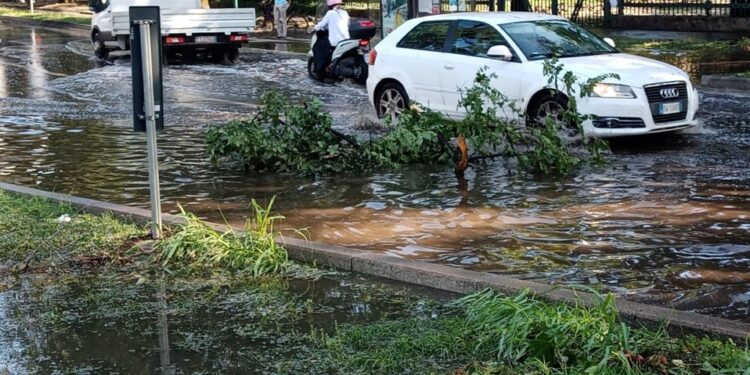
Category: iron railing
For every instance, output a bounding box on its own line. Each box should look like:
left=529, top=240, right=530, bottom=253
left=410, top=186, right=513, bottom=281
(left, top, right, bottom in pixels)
left=527, top=0, right=750, bottom=24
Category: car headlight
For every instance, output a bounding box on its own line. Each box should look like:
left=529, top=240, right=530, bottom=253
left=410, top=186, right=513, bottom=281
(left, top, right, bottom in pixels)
left=590, top=83, right=636, bottom=99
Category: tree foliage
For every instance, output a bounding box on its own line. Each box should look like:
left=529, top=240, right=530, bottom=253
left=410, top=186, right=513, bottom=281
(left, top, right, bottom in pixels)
left=206, top=60, right=612, bottom=176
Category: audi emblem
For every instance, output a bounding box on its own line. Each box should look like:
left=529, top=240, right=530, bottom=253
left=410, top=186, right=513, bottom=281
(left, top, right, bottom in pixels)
left=660, top=88, right=680, bottom=99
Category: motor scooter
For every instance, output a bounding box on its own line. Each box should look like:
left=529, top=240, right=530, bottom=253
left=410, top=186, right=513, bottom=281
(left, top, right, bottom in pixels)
left=307, top=18, right=377, bottom=85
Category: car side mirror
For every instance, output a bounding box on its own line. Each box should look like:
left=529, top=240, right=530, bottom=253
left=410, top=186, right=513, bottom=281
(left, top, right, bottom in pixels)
left=487, top=45, right=513, bottom=61
left=603, top=37, right=616, bottom=48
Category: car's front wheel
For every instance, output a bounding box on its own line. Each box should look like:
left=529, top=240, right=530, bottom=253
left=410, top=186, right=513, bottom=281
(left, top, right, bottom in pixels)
left=93, top=32, right=108, bottom=60
left=527, top=93, right=584, bottom=140
left=375, top=82, right=408, bottom=120
left=527, top=93, right=568, bottom=127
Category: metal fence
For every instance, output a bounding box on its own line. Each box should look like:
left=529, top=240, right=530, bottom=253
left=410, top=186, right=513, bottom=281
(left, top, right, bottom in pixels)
left=617, top=0, right=750, bottom=17
left=526, top=0, right=750, bottom=23
left=527, top=0, right=604, bottom=24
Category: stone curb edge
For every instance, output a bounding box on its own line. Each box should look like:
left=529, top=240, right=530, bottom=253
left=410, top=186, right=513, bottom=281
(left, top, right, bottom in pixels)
left=701, top=74, right=750, bottom=92
left=1, top=181, right=749, bottom=341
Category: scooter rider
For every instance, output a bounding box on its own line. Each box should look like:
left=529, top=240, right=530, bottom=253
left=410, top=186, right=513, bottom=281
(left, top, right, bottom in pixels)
left=311, top=0, right=350, bottom=78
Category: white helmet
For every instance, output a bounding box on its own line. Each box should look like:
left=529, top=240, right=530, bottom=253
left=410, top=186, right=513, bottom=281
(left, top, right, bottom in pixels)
left=327, top=0, right=343, bottom=7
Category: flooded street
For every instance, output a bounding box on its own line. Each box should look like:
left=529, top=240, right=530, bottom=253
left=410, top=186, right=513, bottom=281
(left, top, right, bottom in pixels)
left=1, top=23, right=749, bottom=322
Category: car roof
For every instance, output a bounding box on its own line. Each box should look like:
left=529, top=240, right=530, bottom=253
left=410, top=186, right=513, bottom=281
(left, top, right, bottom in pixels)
left=413, top=11, right=565, bottom=24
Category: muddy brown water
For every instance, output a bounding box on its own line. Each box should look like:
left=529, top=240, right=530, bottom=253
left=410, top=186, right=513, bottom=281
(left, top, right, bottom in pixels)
left=0, top=24, right=749, bottom=322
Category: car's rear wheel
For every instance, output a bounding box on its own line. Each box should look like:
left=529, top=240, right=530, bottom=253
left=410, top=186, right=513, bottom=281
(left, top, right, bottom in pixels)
left=375, top=82, right=408, bottom=120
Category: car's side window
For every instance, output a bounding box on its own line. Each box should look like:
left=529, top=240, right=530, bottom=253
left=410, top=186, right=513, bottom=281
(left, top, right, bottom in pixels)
left=396, top=21, right=451, bottom=52
left=450, top=20, right=508, bottom=58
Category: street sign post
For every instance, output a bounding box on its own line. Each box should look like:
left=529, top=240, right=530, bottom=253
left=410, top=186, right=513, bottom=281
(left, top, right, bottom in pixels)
left=130, top=6, right=164, bottom=239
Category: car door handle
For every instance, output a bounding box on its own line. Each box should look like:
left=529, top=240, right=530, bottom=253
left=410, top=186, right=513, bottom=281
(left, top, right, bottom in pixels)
left=443, top=65, right=454, bottom=70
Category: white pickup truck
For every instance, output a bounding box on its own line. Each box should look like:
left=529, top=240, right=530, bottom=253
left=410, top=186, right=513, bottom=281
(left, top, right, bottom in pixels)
left=88, top=0, right=255, bottom=63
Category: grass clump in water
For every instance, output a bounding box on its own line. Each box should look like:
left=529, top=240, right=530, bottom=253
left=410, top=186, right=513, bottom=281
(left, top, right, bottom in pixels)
left=0, top=7, right=91, bottom=25
left=316, top=289, right=750, bottom=375
left=0, top=190, right=144, bottom=270
left=156, top=198, right=288, bottom=276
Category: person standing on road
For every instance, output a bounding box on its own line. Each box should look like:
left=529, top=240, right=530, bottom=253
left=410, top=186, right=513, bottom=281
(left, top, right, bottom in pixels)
left=274, top=0, right=290, bottom=39
left=314, top=0, right=350, bottom=47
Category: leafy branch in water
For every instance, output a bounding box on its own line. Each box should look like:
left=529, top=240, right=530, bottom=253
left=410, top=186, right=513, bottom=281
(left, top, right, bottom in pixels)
left=206, top=60, right=613, bottom=176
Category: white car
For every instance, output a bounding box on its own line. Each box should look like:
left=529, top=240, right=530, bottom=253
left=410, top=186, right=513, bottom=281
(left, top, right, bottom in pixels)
left=366, top=12, right=700, bottom=138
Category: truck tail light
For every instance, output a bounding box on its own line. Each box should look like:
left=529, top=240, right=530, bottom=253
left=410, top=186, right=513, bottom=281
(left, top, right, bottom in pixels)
left=165, top=36, right=185, bottom=44
left=230, top=34, right=249, bottom=42
left=368, top=49, right=377, bottom=65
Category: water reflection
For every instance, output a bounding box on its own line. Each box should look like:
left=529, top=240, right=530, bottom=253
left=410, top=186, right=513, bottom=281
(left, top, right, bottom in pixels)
left=0, top=274, right=452, bottom=373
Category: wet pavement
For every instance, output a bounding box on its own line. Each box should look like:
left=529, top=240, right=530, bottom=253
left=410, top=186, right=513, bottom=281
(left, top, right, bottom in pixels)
left=1, top=23, right=749, bottom=322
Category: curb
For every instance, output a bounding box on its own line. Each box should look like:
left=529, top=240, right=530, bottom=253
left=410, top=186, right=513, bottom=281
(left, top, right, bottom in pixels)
left=1, top=181, right=749, bottom=341
left=701, top=74, right=750, bottom=91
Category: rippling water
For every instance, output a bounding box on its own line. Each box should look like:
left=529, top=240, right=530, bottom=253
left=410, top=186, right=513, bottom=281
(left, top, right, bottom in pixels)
left=0, top=24, right=749, bottom=321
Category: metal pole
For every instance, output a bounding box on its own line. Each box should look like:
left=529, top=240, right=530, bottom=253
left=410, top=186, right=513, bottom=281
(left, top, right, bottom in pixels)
left=139, top=21, right=163, bottom=239
left=30, top=0, right=34, bottom=14
left=234, top=0, right=239, bottom=8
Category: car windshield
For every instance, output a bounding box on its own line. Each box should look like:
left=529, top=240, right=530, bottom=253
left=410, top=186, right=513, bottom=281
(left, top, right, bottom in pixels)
left=500, top=20, right=617, bottom=61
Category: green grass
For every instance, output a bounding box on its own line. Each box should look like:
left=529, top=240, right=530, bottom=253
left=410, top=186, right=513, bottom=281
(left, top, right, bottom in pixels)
left=737, top=71, right=750, bottom=78
left=156, top=198, right=289, bottom=276
left=0, top=7, right=91, bottom=26
left=314, top=289, right=750, bottom=375
left=0, top=190, right=144, bottom=270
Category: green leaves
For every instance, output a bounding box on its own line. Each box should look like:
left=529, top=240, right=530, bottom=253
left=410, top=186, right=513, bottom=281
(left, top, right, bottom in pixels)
left=207, top=63, right=611, bottom=177
left=155, top=199, right=288, bottom=276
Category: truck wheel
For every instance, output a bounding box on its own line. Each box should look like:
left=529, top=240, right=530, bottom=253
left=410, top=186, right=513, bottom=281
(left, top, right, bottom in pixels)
left=226, top=46, right=240, bottom=64
left=93, top=32, right=108, bottom=60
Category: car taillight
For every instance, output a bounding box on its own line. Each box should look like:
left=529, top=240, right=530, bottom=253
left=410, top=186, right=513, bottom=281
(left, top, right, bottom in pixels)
left=358, top=20, right=376, bottom=27
left=359, top=39, right=369, bottom=48
left=229, top=34, right=249, bottom=42
left=368, top=49, right=377, bottom=65
left=165, top=36, right=185, bottom=44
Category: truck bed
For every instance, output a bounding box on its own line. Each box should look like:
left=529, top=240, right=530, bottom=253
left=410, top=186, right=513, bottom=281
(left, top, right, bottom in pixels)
left=112, top=8, right=255, bottom=36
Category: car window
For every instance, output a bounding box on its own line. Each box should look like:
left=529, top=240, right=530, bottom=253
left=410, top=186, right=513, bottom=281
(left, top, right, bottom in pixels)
left=450, top=20, right=508, bottom=58
left=397, top=21, right=451, bottom=52
left=501, top=20, right=617, bottom=60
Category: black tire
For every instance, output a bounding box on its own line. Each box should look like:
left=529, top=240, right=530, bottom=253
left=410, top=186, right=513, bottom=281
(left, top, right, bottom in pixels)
left=354, top=56, right=368, bottom=85
left=93, top=32, right=108, bottom=60
left=226, top=45, right=240, bottom=64
left=527, top=92, right=584, bottom=141
left=210, top=47, right=228, bottom=64
left=375, top=82, right=408, bottom=119
left=526, top=92, right=568, bottom=128
left=307, top=56, right=319, bottom=80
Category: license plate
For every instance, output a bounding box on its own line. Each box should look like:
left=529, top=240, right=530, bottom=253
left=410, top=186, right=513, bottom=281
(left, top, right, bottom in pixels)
left=659, top=102, right=682, bottom=115
left=195, top=36, right=217, bottom=44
